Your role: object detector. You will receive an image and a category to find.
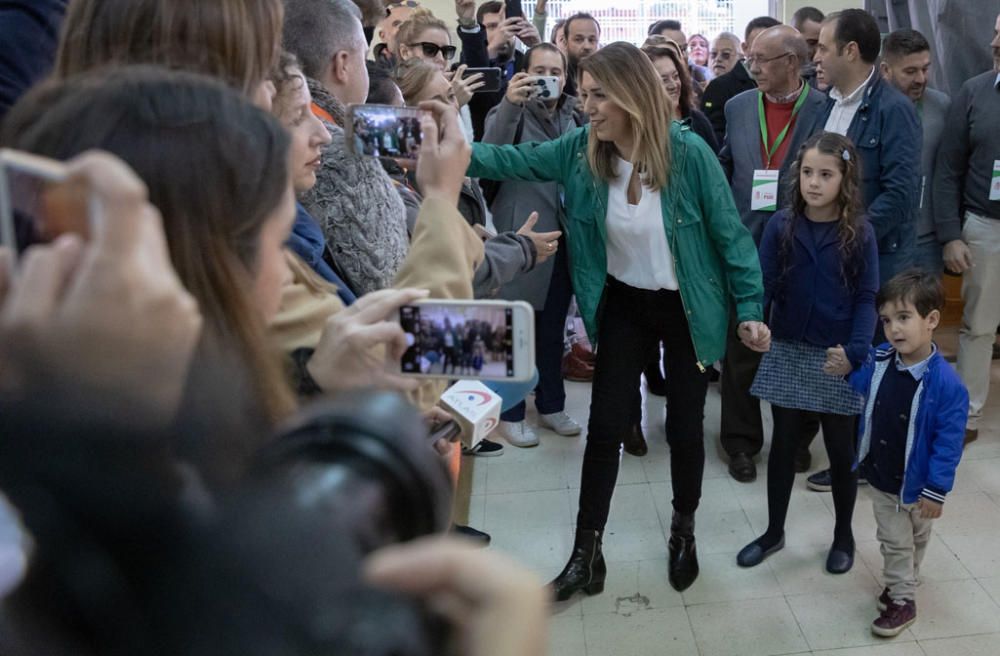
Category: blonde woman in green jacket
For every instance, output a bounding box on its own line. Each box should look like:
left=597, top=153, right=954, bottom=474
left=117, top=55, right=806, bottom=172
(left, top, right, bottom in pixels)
left=467, top=42, right=770, bottom=599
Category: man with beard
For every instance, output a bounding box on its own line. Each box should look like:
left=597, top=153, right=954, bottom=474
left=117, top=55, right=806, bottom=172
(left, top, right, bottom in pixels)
left=561, top=12, right=600, bottom=96
left=880, top=28, right=951, bottom=275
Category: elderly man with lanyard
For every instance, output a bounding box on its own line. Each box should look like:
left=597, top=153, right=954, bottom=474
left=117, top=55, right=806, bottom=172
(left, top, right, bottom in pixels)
left=717, top=25, right=829, bottom=483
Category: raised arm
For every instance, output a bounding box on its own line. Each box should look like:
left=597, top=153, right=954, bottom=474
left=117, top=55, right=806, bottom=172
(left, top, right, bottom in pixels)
left=469, top=126, right=581, bottom=184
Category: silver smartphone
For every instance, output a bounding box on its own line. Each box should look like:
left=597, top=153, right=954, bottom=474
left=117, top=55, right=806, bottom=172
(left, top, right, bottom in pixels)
left=395, top=299, right=535, bottom=381
left=0, top=149, right=95, bottom=264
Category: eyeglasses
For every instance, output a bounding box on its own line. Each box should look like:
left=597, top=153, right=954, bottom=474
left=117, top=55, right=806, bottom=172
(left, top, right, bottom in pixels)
left=746, top=52, right=794, bottom=67
left=409, top=42, right=457, bottom=60
left=385, top=0, right=419, bottom=14
left=710, top=50, right=736, bottom=61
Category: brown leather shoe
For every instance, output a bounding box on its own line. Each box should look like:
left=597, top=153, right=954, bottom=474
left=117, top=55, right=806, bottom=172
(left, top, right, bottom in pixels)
left=964, top=428, right=979, bottom=446
left=562, top=352, right=594, bottom=382
left=571, top=341, right=596, bottom=364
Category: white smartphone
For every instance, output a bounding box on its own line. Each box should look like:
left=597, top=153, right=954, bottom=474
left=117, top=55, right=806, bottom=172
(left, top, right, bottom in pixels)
left=395, top=299, right=535, bottom=381
left=0, top=149, right=95, bottom=264
left=529, top=76, right=560, bottom=101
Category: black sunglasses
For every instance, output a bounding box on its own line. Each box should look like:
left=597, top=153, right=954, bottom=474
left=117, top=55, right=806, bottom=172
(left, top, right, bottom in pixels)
left=409, top=42, right=457, bottom=60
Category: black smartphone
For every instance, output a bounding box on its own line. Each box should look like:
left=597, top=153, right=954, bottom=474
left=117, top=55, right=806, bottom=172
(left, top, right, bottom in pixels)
left=345, top=104, right=426, bottom=160
left=462, top=67, right=503, bottom=93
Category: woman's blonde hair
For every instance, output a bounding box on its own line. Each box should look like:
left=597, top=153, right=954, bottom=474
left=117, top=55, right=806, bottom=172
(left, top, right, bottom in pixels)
left=396, top=8, right=450, bottom=54
left=578, top=42, right=672, bottom=190
left=394, top=57, right=443, bottom=105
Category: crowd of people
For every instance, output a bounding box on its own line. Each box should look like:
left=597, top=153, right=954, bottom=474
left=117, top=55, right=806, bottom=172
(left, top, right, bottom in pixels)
left=0, top=0, right=998, bottom=652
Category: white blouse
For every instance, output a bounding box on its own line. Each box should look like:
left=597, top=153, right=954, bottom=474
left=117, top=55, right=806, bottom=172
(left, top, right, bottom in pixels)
left=604, top=157, right=679, bottom=291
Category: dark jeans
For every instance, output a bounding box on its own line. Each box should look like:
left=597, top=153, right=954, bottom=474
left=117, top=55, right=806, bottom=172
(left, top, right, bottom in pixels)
left=765, top=406, right=857, bottom=545
left=577, top=278, right=710, bottom=531
left=501, top=243, right=573, bottom=422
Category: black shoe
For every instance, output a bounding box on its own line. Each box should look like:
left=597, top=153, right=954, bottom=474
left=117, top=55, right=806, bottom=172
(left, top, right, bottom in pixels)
left=728, top=452, right=757, bottom=483
left=806, top=468, right=832, bottom=492
left=623, top=422, right=648, bottom=457
left=794, top=446, right=812, bottom=473
left=462, top=438, right=505, bottom=457
left=644, top=361, right=666, bottom=397
left=551, top=528, right=607, bottom=602
left=452, top=524, right=491, bottom=546
left=736, top=534, right=785, bottom=568
left=668, top=511, right=699, bottom=591
left=826, top=541, right=855, bottom=574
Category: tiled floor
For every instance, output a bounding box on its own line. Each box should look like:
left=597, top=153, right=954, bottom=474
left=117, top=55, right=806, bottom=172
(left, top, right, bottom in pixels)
left=462, top=340, right=1000, bottom=655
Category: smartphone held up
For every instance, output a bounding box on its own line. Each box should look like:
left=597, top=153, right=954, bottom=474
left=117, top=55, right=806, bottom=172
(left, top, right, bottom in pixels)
left=0, top=149, right=96, bottom=262
left=346, top=104, right=427, bottom=161
left=395, top=300, right=534, bottom=382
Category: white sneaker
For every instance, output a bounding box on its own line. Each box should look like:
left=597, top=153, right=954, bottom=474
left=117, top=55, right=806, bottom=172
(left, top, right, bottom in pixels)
left=539, top=411, right=583, bottom=436
left=497, top=420, right=539, bottom=448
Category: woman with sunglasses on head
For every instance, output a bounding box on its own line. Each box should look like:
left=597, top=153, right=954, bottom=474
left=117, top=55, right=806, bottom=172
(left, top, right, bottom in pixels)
left=396, top=8, right=481, bottom=143
left=464, top=42, right=767, bottom=597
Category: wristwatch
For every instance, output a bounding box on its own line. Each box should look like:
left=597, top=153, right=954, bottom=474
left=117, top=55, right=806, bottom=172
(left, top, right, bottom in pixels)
left=458, top=17, right=478, bottom=30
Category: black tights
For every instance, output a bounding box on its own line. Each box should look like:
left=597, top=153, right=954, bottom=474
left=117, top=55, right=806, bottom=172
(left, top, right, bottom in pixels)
left=761, top=406, right=857, bottom=550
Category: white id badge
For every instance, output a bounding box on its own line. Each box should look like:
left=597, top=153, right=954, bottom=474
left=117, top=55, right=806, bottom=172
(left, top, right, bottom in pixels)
left=990, top=160, right=1000, bottom=201
left=750, top=169, right=780, bottom=212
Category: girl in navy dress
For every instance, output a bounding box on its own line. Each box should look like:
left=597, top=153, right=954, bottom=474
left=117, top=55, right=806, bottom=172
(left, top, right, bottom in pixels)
left=739, top=132, right=879, bottom=574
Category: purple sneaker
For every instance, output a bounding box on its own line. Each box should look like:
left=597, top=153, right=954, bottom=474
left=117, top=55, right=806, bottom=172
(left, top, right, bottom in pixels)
left=877, top=587, right=891, bottom=612
left=871, top=599, right=916, bottom=637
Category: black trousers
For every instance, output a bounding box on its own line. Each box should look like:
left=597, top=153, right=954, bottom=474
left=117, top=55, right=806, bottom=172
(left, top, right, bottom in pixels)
left=765, top=406, right=858, bottom=543
left=502, top=242, right=573, bottom=422
left=577, top=278, right=710, bottom=530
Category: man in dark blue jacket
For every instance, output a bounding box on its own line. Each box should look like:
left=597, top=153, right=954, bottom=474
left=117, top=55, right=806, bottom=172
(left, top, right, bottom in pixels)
left=812, top=9, right=922, bottom=286
left=0, top=0, right=68, bottom=120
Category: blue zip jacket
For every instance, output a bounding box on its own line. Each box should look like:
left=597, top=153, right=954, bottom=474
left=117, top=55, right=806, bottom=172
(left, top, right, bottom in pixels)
left=850, top=344, right=968, bottom=505
left=759, top=209, right=879, bottom=367
left=0, top=0, right=67, bottom=120
left=812, top=74, right=922, bottom=255
left=286, top=203, right=356, bottom=306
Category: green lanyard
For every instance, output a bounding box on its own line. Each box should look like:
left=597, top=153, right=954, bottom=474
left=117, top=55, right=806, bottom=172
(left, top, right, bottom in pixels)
left=758, top=84, right=810, bottom=169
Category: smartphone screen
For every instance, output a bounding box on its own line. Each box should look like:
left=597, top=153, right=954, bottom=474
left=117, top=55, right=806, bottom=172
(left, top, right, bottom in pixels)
left=463, top=67, right=503, bottom=94
left=400, top=303, right=517, bottom=379
left=346, top=104, right=425, bottom=159
left=0, top=150, right=91, bottom=257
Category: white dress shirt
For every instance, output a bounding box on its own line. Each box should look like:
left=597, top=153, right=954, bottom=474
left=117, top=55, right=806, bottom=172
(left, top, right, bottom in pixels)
left=604, top=157, right=679, bottom=291
left=824, top=66, right=876, bottom=136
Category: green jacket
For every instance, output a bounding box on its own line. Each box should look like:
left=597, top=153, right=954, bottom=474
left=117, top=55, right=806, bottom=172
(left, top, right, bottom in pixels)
left=469, top=121, right=763, bottom=370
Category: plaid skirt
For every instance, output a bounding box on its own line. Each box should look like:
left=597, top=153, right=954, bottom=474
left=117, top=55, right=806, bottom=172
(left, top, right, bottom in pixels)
left=750, top=339, right=864, bottom=416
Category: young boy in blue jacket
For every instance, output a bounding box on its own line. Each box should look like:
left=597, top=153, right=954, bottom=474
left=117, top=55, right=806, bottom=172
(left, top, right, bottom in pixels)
left=825, top=270, right=968, bottom=638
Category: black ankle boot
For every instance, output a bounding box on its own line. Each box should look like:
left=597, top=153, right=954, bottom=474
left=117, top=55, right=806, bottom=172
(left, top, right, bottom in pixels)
left=551, top=528, right=607, bottom=602
left=668, top=511, right=699, bottom=591
left=623, top=422, right=648, bottom=457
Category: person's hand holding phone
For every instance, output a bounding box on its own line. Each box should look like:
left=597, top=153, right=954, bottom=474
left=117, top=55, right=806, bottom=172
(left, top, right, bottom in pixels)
left=307, top=288, right=430, bottom=394
left=487, top=17, right=520, bottom=58
left=415, top=100, right=471, bottom=208
left=505, top=72, right=536, bottom=105
left=514, top=19, right=541, bottom=46
left=448, top=64, right=485, bottom=107
left=516, top=211, right=561, bottom=264
left=365, top=536, right=548, bottom=656
left=0, top=151, right=202, bottom=426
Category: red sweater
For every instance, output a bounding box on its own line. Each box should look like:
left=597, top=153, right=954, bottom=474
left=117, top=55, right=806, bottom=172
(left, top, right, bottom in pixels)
left=760, top=95, right=797, bottom=170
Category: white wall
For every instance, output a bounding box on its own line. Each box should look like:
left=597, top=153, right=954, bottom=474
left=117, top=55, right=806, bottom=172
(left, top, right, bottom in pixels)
left=775, top=0, right=864, bottom=24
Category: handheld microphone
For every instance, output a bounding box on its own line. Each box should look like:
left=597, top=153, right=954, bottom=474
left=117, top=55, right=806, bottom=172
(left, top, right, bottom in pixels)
left=437, top=381, right=502, bottom=449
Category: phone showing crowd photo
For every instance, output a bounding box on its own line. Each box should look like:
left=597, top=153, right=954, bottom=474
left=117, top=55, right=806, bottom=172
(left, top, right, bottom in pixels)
left=345, top=104, right=426, bottom=160
left=462, top=67, right=503, bottom=94
left=396, top=299, right=535, bottom=381
left=0, top=149, right=95, bottom=263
